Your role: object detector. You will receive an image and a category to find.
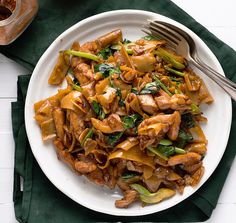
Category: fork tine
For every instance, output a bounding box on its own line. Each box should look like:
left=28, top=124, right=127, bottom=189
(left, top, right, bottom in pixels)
left=142, top=26, right=177, bottom=50
left=157, top=21, right=192, bottom=42
left=149, top=20, right=182, bottom=41
left=148, top=20, right=185, bottom=46
left=144, top=23, right=178, bottom=47
left=141, top=28, right=176, bottom=50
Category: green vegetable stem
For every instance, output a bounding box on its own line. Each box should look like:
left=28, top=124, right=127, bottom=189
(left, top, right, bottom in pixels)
left=64, top=50, right=100, bottom=61
left=164, top=65, right=185, bottom=77
left=154, top=48, right=185, bottom=70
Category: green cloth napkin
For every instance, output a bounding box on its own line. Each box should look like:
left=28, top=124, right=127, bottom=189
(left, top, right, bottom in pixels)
left=2, top=0, right=236, bottom=222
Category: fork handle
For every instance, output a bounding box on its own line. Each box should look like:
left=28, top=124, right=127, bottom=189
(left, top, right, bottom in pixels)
left=195, top=56, right=236, bottom=88
left=189, top=59, right=236, bottom=101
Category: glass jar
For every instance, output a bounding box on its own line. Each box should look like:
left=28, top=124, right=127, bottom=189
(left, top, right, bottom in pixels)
left=0, top=0, right=38, bottom=45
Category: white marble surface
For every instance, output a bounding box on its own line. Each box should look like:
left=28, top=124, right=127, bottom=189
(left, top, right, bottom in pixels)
left=0, top=0, right=236, bottom=222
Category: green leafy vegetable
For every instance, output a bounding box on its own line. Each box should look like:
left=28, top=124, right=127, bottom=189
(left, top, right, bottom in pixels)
left=178, top=129, right=193, bottom=142
left=114, top=88, right=125, bottom=106
left=73, top=77, right=80, bottom=85
left=91, top=101, right=105, bottom=119
left=157, top=145, right=175, bottom=157
left=94, top=63, right=120, bottom=78
left=147, top=147, right=169, bottom=160
left=142, top=35, right=157, bottom=40
left=72, top=78, right=82, bottom=91
left=122, top=172, right=139, bottom=179
left=122, top=114, right=143, bottom=129
left=107, top=132, right=123, bottom=146
left=176, top=129, right=193, bottom=148
left=123, top=38, right=132, bottom=44
left=181, top=113, right=196, bottom=128
left=140, top=82, right=160, bottom=95
left=116, top=88, right=122, bottom=97
left=148, top=143, right=186, bottom=160
left=119, top=99, right=125, bottom=107
left=164, top=65, right=185, bottom=77
left=131, top=87, right=139, bottom=94
left=152, top=74, right=172, bottom=96
left=81, top=128, right=94, bottom=145
left=64, top=50, right=99, bottom=61
left=98, top=47, right=113, bottom=59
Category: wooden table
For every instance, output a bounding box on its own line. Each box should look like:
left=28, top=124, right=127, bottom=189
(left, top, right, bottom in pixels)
left=1, top=0, right=236, bottom=222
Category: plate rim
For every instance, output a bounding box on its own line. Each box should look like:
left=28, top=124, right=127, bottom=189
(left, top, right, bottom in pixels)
left=25, top=9, right=232, bottom=216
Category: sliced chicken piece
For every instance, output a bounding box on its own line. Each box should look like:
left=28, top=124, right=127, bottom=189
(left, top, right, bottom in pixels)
left=74, top=154, right=97, bottom=174
left=86, top=168, right=105, bottom=186
left=155, top=90, right=171, bottom=110
left=170, top=94, right=192, bottom=111
left=52, top=108, right=65, bottom=140
left=167, top=111, right=181, bottom=141
left=103, top=166, right=117, bottom=189
left=69, top=111, right=85, bottom=141
left=74, top=161, right=97, bottom=174
left=116, top=160, right=128, bottom=177
left=115, top=190, right=138, bottom=208
left=155, top=166, right=181, bottom=181
left=114, top=51, right=126, bottom=65
left=184, top=166, right=204, bottom=187
left=181, top=161, right=203, bottom=174
left=106, top=114, right=124, bottom=132
left=54, top=138, right=76, bottom=171
left=137, top=94, right=158, bottom=115
left=155, top=90, right=192, bottom=111
left=168, top=152, right=201, bottom=166
left=74, top=63, right=94, bottom=85
left=126, top=161, right=143, bottom=173
left=79, top=41, right=99, bottom=54
left=185, top=143, right=207, bottom=155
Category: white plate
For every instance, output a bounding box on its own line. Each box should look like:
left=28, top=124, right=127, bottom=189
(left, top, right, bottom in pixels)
left=25, top=10, right=232, bottom=216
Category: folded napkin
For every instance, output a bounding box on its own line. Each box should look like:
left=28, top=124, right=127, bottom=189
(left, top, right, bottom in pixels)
left=2, top=0, right=236, bottom=222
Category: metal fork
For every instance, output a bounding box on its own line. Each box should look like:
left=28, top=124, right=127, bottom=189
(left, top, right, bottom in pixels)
left=143, top=20, right=236, bottom=101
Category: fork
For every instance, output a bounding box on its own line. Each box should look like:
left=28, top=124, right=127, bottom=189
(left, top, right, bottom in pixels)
left=143, top=20, right=236, bottom=101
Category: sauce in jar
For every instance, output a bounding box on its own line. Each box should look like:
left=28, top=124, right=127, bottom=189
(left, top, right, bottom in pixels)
left=0, top=0, right=38, bottom=45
